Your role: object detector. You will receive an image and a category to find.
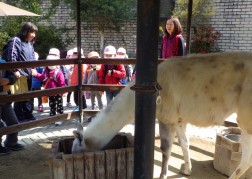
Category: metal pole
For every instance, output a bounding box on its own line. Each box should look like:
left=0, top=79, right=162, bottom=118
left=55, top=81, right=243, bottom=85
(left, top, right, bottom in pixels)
left=186, top=0, right=193, bottom=54
left=77, top=0, right=83, bottom=122
left=133, top=0, right=160, bottom=178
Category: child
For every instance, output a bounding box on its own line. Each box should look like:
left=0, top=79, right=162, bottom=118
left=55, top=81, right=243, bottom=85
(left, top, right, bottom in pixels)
left=83, top=51, right=103, bottom=110
left=70, top=47, right=87, bottom=111
left=116, top=47, right=133, bottom=84
left=99, top=45, right=126, bottom=105
left=31, top=55, right=65, bottom=117
left=65, top=49, right=74, bottom=108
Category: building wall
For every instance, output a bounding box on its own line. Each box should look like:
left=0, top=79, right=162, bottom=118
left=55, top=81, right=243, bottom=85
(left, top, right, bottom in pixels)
left=211, top=0, right=252, bottom=52
left=39, top=0, right=252, bottom=55
left=39, top=1, right=137, bottom=57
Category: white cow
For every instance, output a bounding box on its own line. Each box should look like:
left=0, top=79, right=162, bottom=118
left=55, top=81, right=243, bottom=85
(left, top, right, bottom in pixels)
left=72, top=52, right=252, bottom=179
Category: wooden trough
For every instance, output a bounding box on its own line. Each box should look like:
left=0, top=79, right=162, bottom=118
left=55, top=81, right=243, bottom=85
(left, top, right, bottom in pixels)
left=48, top=133, right=134, bottom=179
left=213, top=127, right=252, bottom=178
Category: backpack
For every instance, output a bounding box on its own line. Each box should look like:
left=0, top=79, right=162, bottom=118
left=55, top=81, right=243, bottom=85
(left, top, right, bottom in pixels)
left=175, top=35, right=187, bottom=56
left=60, top=65, right=68, bottom=84
left=124, top=65, right=132, bottom=82
left=44, top=68, right=60, bottom=86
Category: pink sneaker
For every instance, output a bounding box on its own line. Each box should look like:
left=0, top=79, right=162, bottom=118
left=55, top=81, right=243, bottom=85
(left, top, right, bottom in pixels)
left=38, top=105, right=44, bottom=112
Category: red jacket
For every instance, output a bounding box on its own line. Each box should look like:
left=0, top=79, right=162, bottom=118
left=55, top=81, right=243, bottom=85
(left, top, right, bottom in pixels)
left=71, top=64, right=87, bottom=85
left=99, top=64, right=126, bottom=85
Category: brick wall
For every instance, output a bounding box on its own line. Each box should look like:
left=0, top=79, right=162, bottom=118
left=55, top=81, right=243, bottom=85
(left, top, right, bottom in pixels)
left=211, top=0, right=252, bottom=52
left=39, top=0, right=137, bottom=57
left=39, top=0, right=252, bottom=55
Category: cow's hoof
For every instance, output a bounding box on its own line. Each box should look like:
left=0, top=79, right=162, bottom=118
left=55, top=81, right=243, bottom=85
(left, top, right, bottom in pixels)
left=159, top=173, right=168, bottom=179
left=179, top=163, right=192, bottom=176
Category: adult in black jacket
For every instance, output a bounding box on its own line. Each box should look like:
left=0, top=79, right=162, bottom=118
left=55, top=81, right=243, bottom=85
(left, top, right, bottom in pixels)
left=0, top=67, right=24, bottom=155
left=7, top=22, right=38, bottom=121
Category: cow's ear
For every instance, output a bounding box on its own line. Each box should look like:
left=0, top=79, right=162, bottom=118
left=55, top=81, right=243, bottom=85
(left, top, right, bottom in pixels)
left=73, top=130, right=83, bottom=142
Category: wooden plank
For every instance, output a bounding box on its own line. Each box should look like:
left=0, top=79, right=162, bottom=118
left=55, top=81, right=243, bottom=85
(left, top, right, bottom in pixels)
left=62, top=154, right=74, bottom=179
left=48, top=155, right=54, bottom=179
left=44, top=132, right=56, bottom=138
left=126, top=148, right=134, bottom=179
left=59, top=137, right=74, bottom=154
left=59, top=129, right=73, bottom=136
left=52, top=131, right=65, bottom=137
left=73, top=153, right=84, bottom=179
left=84, top=152, right=95, bottom=179
left=105, top=150, right=116, bottom=179
left=29, top=133, right=41, bottom=142
left=116, top=149, right=126, bottom=179
left=17, top=139, right=26, bottom=146
left=95, top=151, right=105, bottom=179
left=36, top=132, right=48, bottom=140
left=0, top=113, right=79, bottom=136
left=21, top=138, right=34, bottom=145
left=53, top=159, right=66, bottom=179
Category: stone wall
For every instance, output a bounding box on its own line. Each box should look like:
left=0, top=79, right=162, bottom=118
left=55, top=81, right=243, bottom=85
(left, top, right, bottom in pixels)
left=39, top=0, right=252, bottom=55
left=211, top=0, right=252, bottom=52
left=39, top=1, right=137, bottom=57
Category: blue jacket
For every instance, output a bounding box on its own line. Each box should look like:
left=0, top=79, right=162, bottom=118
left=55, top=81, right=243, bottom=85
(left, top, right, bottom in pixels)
left=7, top=37, right=35, bottom=79
left=31, top=67, right=44, bottom=89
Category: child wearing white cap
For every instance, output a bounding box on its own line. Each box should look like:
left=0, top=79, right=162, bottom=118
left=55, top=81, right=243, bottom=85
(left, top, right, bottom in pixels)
left=116, top=47, right=133, bottom=84
left=65, top=49, right=74, bottom=108
left=99, top=45, right=126, bottom=105
left=31, top=55, right=65, bottom=119
left=70, top=47, right=87, bottom=111
left=49, top=48, right=60, bottom=57
left=31, top=52, right=44, bottom=112
left=83, top=51, right=103, bottom=110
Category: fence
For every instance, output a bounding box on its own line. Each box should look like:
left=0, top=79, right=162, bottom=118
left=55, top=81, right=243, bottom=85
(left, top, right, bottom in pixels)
left=0, top=58, right=135, bottom=136
left=0, top=56, right=237, bottom=136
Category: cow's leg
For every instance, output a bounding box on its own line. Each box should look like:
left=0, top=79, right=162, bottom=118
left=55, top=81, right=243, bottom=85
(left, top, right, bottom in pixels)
left=176, top=124, right=192, bottom=175
left=159, top=121, right=176, bottom=179
left=229, top=132, right=252, bottom=179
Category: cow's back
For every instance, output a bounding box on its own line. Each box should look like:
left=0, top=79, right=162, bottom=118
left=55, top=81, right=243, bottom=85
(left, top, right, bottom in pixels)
left=156, top=52, right=252, bottom=128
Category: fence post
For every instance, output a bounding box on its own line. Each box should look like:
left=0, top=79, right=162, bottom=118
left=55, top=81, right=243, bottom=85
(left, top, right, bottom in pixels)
left=133, top=0, right=160, bottom=178
left=77, top=0, right=83, bottom=123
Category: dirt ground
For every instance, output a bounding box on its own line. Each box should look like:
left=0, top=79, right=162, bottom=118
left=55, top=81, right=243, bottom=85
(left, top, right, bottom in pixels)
left=0, top=135, right=229, bottom=179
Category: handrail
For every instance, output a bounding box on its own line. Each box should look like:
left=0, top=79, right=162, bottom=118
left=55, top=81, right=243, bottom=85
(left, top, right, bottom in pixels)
left=0, top=58, right=136, bottom=135
left=0, top=85, right=125, bottom=104
left=0, top=110, right=99, bottom=136
left=0, top=58, right=136, bottom=70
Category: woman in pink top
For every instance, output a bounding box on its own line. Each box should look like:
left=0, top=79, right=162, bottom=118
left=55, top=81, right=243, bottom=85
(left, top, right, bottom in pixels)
left=161, top=17, right=186, bottom=59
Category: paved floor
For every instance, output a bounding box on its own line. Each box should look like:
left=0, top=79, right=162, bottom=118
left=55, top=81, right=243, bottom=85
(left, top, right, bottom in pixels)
left=16, top=94, right=107, bottom=146
left=15, top=93, right=236, bottom=147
